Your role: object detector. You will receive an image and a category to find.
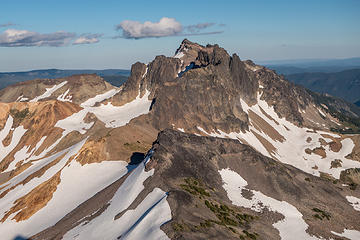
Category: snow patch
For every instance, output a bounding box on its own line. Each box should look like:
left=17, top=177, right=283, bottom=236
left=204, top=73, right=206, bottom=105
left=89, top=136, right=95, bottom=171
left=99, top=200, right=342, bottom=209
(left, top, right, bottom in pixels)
left=16, top=95, right=29, bottom=102
left=57, top=89, right=72, bottom=102
left=112, top=188, right=171, bottom=240
left=55, top=88, right=151, bottom=134
left=30, top=81, right=68, bottom=102
left=63, top=151, right=171, bottom=240
left=346, top=196, right=360, bottom=211
left=0, top=116, right=27, bottom=163
left=219, top=168, right=319, bottom=240
left=142, top=66, right=148, bottom=78
left=174, top=51, right=184, bottom=59
left=5, top=135, right=47, bottom=172
left=318, top=109, right=326, bottom=118
left=80, top=89, right=120, bottom=107
left=331, top=229, right=360, bottom=240
left=199, top=91, right=360, bottom=178
left=89, top=90, right=151, bottom=128
left=55, top=109, right=94, bottom=135
left=0, top=140, right=129, bottom=240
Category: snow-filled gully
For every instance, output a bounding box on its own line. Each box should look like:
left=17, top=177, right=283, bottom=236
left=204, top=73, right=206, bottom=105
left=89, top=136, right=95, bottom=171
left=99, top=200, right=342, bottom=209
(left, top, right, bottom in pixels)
left=63, top=150, right=172, bottom=240
left=0, top=147, right=171, bottom=240
left=197, top=91, right=360, bottom=179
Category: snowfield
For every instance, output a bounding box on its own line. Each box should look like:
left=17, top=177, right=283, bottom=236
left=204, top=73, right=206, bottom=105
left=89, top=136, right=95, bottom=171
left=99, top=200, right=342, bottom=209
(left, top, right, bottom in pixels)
left=80, top=89, right=120, bottom=108
left=57, top=88, right=72, bottom=102
left=198, top=90, right=360, bottom=179
left=63, top=151, right=171, bottom=240
left=0, top=136, right=130, bottom=239
left=331, top=229, right=360, bottom=240
left=30, top=81, right=68, bottom=102
left=346, top=196, right=360, bottom=212
left=219, top=168, right=319, bottom=240
left=55, top=88, right=152, bottom=134
left=89, top=89, right=152, bottom=128
left=0, top=116, right=27, bottom=163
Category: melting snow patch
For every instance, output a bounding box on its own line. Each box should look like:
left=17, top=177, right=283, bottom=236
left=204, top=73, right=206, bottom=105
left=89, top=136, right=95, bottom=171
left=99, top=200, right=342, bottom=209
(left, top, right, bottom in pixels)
left=55, top=109, right=94, bottom=135
left=30, top=81, right=68, bottom=102
left=0, top=139, right=88, bottom=240
left=0, top=116, right=27, bottom=163
left=219, top=168, right=319, bottom=240
left=0, top=139, right=132, bottom=240
left=346, top=196, right=360, bottom=211
left=142, top=66, right=148, bottom=78
left=318, top=109, right=326, bottom=118
left=331, top=229, right=360, bottom=240
left=80, top=89, right=120, bottom=107
left=174, top=51, right=184, bottom=59
left=197, top=126, right=272, bottom=158
left=88, top=90, right=152, bottom=128
left=16, top=95, right=29, bottom=102
left=113, top=188, right=171, bottom=240
left=53, top=88, right=152, bottom=138
left=57, top=89, right=72, bottom=102
left=199, top=91, right=360, bottom=179
left=63, top=151, right=171, bottom=240
left=4, top=134, right=46, bottom=171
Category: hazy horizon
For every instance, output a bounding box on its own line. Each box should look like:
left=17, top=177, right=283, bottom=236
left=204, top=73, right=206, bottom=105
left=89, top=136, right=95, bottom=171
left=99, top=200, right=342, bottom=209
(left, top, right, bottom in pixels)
left=1, top=0, right=359, bottom=71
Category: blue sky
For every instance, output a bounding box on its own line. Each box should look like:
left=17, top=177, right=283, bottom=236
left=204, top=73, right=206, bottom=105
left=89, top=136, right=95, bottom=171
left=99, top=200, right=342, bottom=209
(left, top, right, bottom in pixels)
left=0, top=0, right=359, bottom=71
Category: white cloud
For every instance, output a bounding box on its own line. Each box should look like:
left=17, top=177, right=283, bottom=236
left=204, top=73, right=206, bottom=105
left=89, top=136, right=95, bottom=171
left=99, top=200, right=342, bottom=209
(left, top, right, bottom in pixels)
left=116, top=17, right=183, bottom=39
left=0, top=29, right=76, bottom=47
left=0, top=29, right=102, bottom=47
left=115, top=17, right=224, bottom=39
left=186, top=23, right=215, bottom=33
left=73, top=34, right=102, bottom=45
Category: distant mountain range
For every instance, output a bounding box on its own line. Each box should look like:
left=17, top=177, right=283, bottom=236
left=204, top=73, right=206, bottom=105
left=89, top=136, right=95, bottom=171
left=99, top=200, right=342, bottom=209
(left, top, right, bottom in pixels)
left=257, top=58, right=360, bottom=104
left=284, top=69, right=360, bottom=103
left=0, top=69, right=130, bottom=89
left=260, top=57, right=360, bottom=74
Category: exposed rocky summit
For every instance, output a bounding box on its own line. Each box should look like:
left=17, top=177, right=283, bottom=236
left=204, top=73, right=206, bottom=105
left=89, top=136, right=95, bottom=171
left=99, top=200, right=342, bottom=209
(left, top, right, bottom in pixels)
left=0, top=74, right=116, bottom=104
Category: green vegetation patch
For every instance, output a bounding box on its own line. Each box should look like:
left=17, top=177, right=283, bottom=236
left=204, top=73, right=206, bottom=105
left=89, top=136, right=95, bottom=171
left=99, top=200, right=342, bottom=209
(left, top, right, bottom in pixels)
left=241, top=230, right=259, bottom=240
left=10, top=108, right=29, bottom=121
left=123, top=141, right=149, bottom=152
left=349, top=183, right=358, bottom=190
left=312, top=208, right=331, bottom=220
left=177, top=177, right=259, bottom=239
left=180, top=177, right=210, bottom=197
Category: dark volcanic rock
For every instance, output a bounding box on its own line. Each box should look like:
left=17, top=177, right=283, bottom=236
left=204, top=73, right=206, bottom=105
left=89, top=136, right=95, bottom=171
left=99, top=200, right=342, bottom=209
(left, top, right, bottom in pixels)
left=146, top=41, right=258, bottom=133
left=111, top=62, right=147, bottom=105
left=30, top=129, right=360, bottom=240
left=144, top=129, right=360, bottom=240
left=112, top=39, right=357, bottom=131
left=254, top=68, right=311, bottom=125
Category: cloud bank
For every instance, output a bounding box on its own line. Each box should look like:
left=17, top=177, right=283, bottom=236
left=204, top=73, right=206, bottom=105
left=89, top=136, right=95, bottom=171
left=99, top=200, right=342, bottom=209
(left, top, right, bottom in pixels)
left=116, top=17, right=183, bottom=39
left=0, top=29, right=101, bottom=47
left=186, top=23, right=215, bottom=33
left=116, top=17, right=222, bottom=39
left=73, top=33, right=102, bottom=45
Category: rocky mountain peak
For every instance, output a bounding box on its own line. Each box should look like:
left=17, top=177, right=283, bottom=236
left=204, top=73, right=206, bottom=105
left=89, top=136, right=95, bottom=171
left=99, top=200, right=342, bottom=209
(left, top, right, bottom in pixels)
left=110, top=39, right=350, bottom=134
left=1, top=39, right=360, bottom=240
